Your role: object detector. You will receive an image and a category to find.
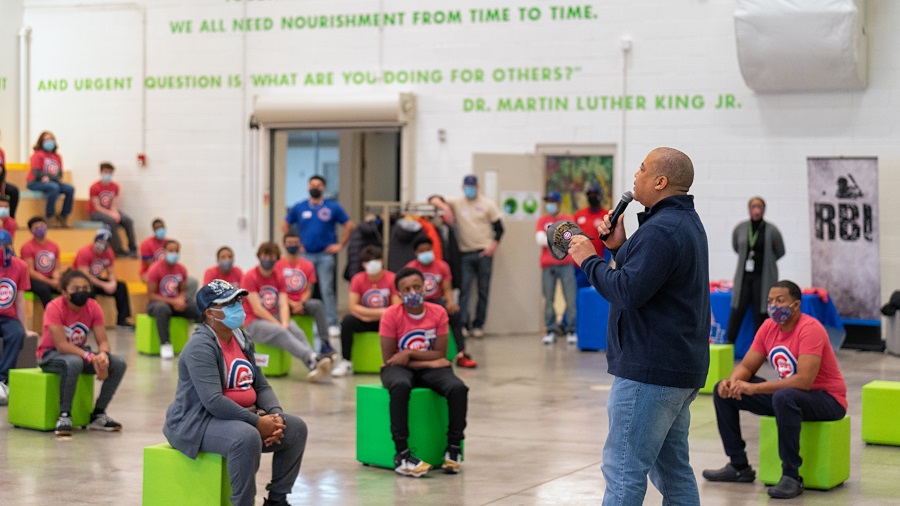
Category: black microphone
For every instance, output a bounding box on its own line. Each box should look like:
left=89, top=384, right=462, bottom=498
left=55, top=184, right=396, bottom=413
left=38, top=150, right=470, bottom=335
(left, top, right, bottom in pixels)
left=599, top=191, right=634, bottom=241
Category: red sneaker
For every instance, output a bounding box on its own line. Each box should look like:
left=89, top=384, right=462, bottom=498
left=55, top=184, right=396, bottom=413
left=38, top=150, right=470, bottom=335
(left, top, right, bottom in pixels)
left=456, top=354, right=478, bottom=368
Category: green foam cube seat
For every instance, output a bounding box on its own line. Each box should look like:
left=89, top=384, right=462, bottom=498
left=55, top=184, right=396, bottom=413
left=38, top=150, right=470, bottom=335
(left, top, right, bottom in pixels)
left=699, top=344, right=734, bottom=394
left=136, top=314, right=190, bottom=356
left=290, top=314, right=315, bottom=346
left=142, top=443, right=231, bottom=505
left=356, top=383, right=461, bottom=468
left=862, top=380, right=900, bottom=445
left=758, top=415, right=850, bottom=490
left=351, top=332, right=383, bottom=373
left=253, top=342, right=291, bottom=377
left=7, top=368, right=95, bottom=431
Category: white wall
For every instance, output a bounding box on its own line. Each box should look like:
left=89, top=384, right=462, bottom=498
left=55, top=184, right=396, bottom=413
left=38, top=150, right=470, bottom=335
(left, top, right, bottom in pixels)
left=2, top=0, right=898, bottom=305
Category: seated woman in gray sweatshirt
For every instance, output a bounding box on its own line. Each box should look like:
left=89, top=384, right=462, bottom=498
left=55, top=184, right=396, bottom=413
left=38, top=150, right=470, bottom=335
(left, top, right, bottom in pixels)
left=163, top=279, right=308, bottom=506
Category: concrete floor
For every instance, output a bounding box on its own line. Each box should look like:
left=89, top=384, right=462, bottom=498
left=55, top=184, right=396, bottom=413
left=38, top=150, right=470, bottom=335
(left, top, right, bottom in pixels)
left=2, top=329, right=900, bottom=505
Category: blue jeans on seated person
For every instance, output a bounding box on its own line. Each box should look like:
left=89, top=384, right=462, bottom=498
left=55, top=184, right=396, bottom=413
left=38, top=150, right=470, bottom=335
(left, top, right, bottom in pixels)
left=0, top=316, right=25, bottom=383
left=602, top=377, right=700, bottom=506
left=26, top=180, right=74, bottom=218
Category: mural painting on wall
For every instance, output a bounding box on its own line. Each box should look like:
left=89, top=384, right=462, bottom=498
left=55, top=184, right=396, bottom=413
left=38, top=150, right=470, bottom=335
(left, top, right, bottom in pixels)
left=544, top=155, right=613, bottom=215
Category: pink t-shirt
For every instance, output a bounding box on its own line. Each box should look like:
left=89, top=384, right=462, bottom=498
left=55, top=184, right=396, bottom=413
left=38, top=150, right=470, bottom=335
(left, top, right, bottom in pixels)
left=349, top=270, right=397, bottom=308
left=0, top=257, right=31, bottom=319
left=536, top=213, right=575, bottom=269
left=89, top=181, right=119, bottom=214
left=750, top=314, right=848, bottom=409
left=405, top=259, right=452, bottom=301
left=275, top=257, right=317, bottom=302
left=219, top=336, right=257, bottom=407
left=28, top=150, right=63, bottom=182
left=73, top=244, right=115, bottom=279
left=21, top=238, right=60, bottom=276
left=379, top=302, right=449, bottom=351
left=241, top=267, right=286, bottom=325
left=37, top=297, right=105, bottom=358
left=203, top=265, right=244, bottom=288
left=573, top=206, right=609, bottom=260
left=147, top=261, right=188, bottom=298
left=139, top=236, right=167, bottom=275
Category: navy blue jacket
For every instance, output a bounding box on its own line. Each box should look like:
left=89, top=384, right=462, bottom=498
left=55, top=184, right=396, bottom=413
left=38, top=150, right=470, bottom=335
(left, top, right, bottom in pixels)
left=582, top=194, right=710, bottom=388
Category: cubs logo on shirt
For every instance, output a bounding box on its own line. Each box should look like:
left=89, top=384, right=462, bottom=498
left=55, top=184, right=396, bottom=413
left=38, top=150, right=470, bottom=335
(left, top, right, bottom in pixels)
left=317, top=206, right=332, bottom=221
left=259, top=286, right=279, bottom=311
left=160, top=274, right=183, bottom=297
left=65, top=322, right=91, bottom=348
left=423, top=273, right=440, bottom=297
left=90, top=259, right=107, bottom=278
left=45, top=158, right=61, bottom=176
left=576, top=216, right=587, bottom=225
left=362, top=288, right=389, bottom=308
left=153, top=248, right=165, bottom=261
left=769, top=346, right=798, bottom=379
left=98, top=190, right=116, bottom=209
left=227, top=358, right=254, bottom=390
left=283, top=269, right=308, bottom=293
left=398, top=329, right=436, bottom=351
left=0, top=279, right=17, bottom=309
left=36, top=251, right=56, bottom=273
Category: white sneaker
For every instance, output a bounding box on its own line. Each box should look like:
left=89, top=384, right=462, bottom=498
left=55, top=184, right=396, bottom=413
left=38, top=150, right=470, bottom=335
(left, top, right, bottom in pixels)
left=542, top=333, right=555, bottom=345
left=331, top=359, right=353, bottom=377
left=0, top=381, right=8, bottom=406
left=567, top=332, right=578, bottom=345
left=307, top=355, right=333, bottom=383
left=328, top=325, right=341, bottom=338
left=160, top=343, right=175, bottom=360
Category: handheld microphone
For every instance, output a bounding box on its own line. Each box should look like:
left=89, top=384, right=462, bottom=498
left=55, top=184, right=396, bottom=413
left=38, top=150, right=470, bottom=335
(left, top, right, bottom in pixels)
left=599, top=191, right=633, bottom=241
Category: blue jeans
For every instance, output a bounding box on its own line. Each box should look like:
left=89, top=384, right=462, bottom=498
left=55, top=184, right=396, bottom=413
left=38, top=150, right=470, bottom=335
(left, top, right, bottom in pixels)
left=602, top=377, right=700, bottom=506
left=301, top=251, right=338, bottom=327
left=541, top=265, right=576, bottom=332
left=26, top=180, right=74, bottom=218
left=459, top=251, right=493, bottom=330
left=0, top=316, right=25, bottom=383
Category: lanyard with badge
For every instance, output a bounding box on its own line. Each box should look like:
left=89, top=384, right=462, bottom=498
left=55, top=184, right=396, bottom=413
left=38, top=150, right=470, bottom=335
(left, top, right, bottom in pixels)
left=745, top=225, right=760, bottom=272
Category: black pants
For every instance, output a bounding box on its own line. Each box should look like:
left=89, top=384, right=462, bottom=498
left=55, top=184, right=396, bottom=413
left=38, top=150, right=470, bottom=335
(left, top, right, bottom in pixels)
left=726, top=272, right=768, bottom=343
left=5, top=183, right=18, bottom=218
left=712, top=377, right=845, bottom=479
left=30, top=278, right=60, bottom=308
left=91, top=281, right=131, bottom=325
left=431, top=297, right=465, bottom=353
left=339, top=315, right=379, bottom=361
left=147, top=301, right=200, bottom=345
left=380, top=365, right=468, bottom=453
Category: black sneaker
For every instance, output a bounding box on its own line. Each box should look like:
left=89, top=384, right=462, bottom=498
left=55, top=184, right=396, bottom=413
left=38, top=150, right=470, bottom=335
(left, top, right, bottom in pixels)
left=702, top=463, right=756, bottom=483
left=89, top=413, right=123, bottom=431
left=55, top=415, right=73, bottom=436
left=768, top=475, right=804, bottom=499
left=394, top=449, right=431, bottom=477
left=262, top=498, right=290, bottom=506
left=441, top=445, right=462, bottom=473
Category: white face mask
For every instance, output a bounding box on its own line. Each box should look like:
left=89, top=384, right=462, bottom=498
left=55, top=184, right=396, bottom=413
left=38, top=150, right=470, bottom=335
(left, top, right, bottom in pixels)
left=364, top=260, right=382, bottom=276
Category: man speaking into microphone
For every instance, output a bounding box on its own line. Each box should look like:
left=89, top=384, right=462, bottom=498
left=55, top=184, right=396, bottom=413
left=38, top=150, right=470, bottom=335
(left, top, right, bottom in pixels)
left=568, top=147, right=710, bottom=506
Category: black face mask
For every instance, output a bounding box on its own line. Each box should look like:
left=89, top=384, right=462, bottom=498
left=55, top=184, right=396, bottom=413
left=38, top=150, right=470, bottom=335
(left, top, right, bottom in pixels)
left=587, top=195, right=601, bottom=208
left=309, top=188, right=323, bottom=199
left=260, top=259, right=276, bottom=271
left=70, top=291, right=91, bottom=307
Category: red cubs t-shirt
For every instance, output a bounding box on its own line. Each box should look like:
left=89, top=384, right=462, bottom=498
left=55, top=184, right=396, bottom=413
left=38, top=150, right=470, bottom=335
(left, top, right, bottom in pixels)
left=573, top=207, right=609, bottom=261
left=241, top=267, right=286, bottom=324
left=73, top=244, right=115, bottom=279
left=219, top=336, right=257, bottom=407
left=1, top=217, right=15, bottom=240
left=88, top=181, right=119, bottom=214
left=405, top=258, right=452, bottom=301
left=349, top=270, right=397, bottom=308
left=536, top=213, right=575, bottom=269
left=275, top=257, right=317, bottom=302
left=203, top=265, right=244, bottom=288
left=147, top=261, right=188, bottom=298
left=750, top=314, right=848, bottom=409
left=379, top=302, right=449, bottom=352
left=21, top=238, right=60, bottom=276
left=0, top=257, right=31, bottom=319
left=139, top=236, right=167, bottom=275
left=37, top=297, right=105, bottom=358
left=28, top=150, right=63, bottom=182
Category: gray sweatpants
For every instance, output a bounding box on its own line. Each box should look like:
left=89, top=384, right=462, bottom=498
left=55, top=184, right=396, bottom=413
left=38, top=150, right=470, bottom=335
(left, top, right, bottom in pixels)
left=245, top=319, right=315, bottom=370
left=298, top=299, right=329, bottom=348
left=39, top=349, right=127, bottom=414
left=199, top=414, right=308, bottom=506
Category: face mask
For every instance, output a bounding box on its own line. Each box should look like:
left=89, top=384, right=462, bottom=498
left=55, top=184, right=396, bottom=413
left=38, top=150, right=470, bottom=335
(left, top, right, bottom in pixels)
left=285, top=245, right=300, bottom=255
left=166, top=252, right=179, bottom=264
left=417, top=251, right=434, bottom=265
left=218, top=259, right=233, bottom=271
left=309, top=188, right=323, bottom=199
left=70, top=291, right=91, bottom=307
left=364, top=260, right=382, bottom=276
left=213, top=303, right=246, bottom=329
left=155, top=228, right=166, bottom=240
left=402, top=291, right=424, bottom=309
left=260, top=259, right=276, bottom=271
left=0, top=208, right=9, bottom=219
left=95, top=242, right=108, bottom=253
left=588, top=195, right=601, bottom=208
left=463, top=185, right=477, bottom=199
left=101, top=173, right=112, bottom=183
left=546, top=203, right=559, bottom=215
left=767, top=303, right=794, bottom=325
left=33, top=225, right=48, bottom=239
left=42, top=140, right=56, bottom=151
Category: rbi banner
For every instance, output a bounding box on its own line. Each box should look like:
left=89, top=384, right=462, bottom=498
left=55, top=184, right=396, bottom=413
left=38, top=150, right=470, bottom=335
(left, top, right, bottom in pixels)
left=808, top=157, right=880, bottom=319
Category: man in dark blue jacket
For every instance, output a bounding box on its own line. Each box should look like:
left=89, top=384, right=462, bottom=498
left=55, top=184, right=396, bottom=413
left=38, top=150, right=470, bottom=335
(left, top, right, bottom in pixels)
left=570, top=147, right=710, bottom=506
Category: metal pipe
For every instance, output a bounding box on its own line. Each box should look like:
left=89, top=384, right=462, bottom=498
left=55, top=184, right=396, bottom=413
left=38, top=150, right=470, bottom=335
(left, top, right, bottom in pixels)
left=18, top=25, right=31, bottom=160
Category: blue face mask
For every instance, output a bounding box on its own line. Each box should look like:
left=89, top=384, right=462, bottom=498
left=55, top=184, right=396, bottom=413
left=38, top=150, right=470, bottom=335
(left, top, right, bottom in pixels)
left=218, top=259, right=233, bottom=271
left=546, top=203, right=559, bottom=215
left=155, top=228, right=166, bottom=240
left=286, top=245, right=300, bottom=255
left=166, top=252, right=179, bottom=264
left=42, top=140, right=56, bottom=152
left=0, top=208, right=9, bottom=219
left=417, top=251, right=434, bottom=265
left=463, top=185, right=477, bottom=199
left=214, top=303, right=246, bottom=329
left=101, top=173, right=112, bottom=183
left=402, top=291, right=424, bottom=309
left=767, top=303, right=794, bottom=325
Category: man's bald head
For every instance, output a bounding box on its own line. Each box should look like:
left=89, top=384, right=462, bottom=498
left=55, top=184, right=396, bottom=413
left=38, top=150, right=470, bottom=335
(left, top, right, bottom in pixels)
left=650, top=147, right=694, bottom=194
